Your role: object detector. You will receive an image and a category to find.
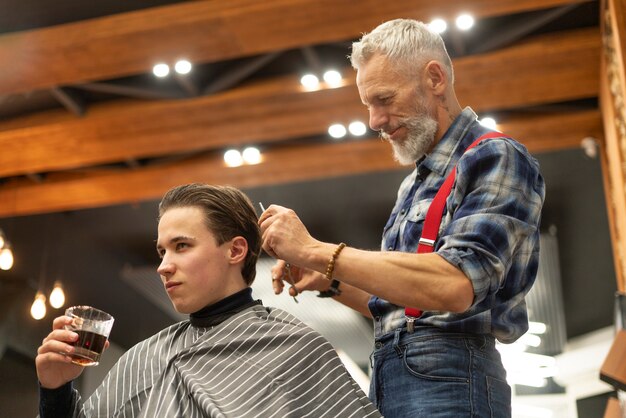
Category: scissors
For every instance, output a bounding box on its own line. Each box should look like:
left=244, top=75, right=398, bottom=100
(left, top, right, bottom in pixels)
left=260, top=202, right=299, bottom=303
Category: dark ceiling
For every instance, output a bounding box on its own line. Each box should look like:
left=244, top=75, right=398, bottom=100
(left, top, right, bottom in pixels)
left=0, top=0, right=618, bottom=399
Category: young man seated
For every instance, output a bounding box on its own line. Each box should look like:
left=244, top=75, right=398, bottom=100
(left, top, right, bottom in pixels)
left=36, top=183, right=380, bottom=418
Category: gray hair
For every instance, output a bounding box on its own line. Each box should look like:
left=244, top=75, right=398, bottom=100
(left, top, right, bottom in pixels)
left=350, top=19, right=454, bottom=83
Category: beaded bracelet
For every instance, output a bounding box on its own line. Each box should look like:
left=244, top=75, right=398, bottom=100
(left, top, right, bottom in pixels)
left=324, top=242, right=346, bottom=281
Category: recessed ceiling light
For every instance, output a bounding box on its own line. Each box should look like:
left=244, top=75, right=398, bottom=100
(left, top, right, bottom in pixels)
left=152, top=63, right=170, bottom=78
left=323, top=70, right=342, bottom=87
left=348, top=121, right=367, bottom=136
left=328, top=123, right=347, bottom=139
left=428, top=18, right=447, bottom=34
left=456, top=14, right=475, bottom=31
left=479, top=117, right=497, bottom=129
left=224, top=149, right=243, bottom=167
left=300, top=74, right=320, bottom=90
left=174, top=59, right=192, bottom=75
left=242, top=147, right=261, bottom=165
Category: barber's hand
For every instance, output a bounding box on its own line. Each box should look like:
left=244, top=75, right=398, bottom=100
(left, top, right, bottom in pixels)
left=270, top=260, right=334, bottom=296
left=258, top=205, right=318, bottom=264
left=35, top=315, right=107, bottom=389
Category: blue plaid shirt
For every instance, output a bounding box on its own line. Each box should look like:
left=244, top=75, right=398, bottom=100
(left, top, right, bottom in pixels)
left=368, top=107, right=545, bottom=343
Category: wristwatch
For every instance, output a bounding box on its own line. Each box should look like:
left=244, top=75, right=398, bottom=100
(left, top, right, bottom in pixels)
left=317, top=279, right=341, bottom=298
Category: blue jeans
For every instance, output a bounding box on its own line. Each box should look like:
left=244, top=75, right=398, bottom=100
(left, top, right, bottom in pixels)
left=369, top=327, right=511, bottom=417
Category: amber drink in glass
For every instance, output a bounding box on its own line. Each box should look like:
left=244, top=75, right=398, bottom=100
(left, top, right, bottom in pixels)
left=64, top=306, right=114, bottom=366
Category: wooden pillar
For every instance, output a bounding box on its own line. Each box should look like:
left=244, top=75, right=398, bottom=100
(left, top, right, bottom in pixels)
left=600, top=0, right=626, bottom=292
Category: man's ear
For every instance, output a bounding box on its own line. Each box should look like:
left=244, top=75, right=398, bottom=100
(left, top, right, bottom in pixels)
left=228, top=236, right=248, bottom=264
left=423, top=60, right=447, bottom=95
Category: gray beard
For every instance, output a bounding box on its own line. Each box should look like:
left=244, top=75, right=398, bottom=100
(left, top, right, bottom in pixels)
left=387, top=115, right=438, bottom=165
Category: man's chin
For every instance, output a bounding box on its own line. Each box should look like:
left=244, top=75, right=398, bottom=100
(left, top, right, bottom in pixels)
left=391, top=144, right=422, bottom=166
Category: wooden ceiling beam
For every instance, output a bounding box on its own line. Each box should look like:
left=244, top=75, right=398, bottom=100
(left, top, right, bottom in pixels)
left=0, top=77, right=366, bottom=178
left=498, top=109, right=604, bottom=153
left=0, top=109, right=603, bottom=218
left=456, top=27, right=601, bottom=110
left=0, top=28, right=601, bottom=178
left=0, top=0, right=594, bottom=95
left=469, top=3, right=581, bottom=54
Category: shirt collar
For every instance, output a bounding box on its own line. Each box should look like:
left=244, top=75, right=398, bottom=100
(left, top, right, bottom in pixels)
left=418, top=107, right=483, bottom=177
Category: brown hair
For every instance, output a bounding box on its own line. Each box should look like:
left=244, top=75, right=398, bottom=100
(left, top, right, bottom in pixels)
left=158, top=183, right=261, bottom=285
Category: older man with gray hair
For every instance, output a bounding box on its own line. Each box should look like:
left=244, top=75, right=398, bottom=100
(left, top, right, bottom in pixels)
left=260, top=18, right=545, bottom=417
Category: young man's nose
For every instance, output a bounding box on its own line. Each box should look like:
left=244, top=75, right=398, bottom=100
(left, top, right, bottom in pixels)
left=157, top=257, right=175, bottom=276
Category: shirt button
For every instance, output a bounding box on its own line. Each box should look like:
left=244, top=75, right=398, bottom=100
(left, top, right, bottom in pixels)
left=400, top=209, right=406, bottom=215
left=375, top=342, right=383, bottom=349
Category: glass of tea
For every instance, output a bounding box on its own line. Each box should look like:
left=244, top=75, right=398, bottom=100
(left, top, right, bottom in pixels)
left=64, top=306, right=114, bottom=366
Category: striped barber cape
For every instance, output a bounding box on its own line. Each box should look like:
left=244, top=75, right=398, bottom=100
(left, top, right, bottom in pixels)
left=69, top=304, right=381, bottom=418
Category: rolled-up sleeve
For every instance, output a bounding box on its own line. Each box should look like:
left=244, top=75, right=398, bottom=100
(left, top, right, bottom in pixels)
left=437, top=139, right=545, bottom=309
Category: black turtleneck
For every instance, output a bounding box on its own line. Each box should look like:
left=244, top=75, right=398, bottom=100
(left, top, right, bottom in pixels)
left=189, top=287, right=261, bottom=328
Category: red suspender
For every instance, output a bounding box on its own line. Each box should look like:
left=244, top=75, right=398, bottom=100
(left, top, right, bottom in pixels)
left=404, top=132, right=507, bottom=330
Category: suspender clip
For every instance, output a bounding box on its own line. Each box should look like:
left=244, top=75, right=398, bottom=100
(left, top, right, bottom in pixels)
left=418, top=237, right=435, bottom=247
left=406, top=316, right=416, bottom=333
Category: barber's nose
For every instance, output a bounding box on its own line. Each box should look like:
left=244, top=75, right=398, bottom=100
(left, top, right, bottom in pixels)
left=369, top=107, right=388, bottom=132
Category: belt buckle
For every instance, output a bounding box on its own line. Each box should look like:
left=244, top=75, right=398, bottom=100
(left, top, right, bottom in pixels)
left=406, top=316, right=416, bottom=333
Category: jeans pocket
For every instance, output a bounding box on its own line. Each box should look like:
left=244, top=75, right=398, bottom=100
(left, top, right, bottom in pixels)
left=402, top=337, right=469, bottom=382
left=396, top=338, right=471, bottom=417
left=486, top=375, right=512, bottom=418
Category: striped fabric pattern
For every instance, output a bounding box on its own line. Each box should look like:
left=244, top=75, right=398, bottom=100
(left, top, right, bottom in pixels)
left=70, top=305, right=381, bottom=418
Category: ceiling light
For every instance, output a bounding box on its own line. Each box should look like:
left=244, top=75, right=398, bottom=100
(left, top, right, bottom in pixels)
left=224, top=149, right=243, bottom=167
left=479, top=117, right=497, bottom=129
left=428, top=18, right=447, bottom=34
left=323, top=70, right=342, bottom=87
left=30, top=292, right=47, bottom=320
left=153, top=63, right=170, bottom=78
left=456, top=14, right=475, bottom=31
left=0, top=229, right=5, bottom=249
left=328, top=124, right=347, bottom=139
left=300, top=74, right=320, bottom=90
left=242, top=147, right=262, bottom=165
left=0, top=246, right=14, bottom=270
left=348, top=121, right=367, bottom=136
left=49, top=281, right=66, bottom=309
left=174, top=59, right=192, bottom=75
